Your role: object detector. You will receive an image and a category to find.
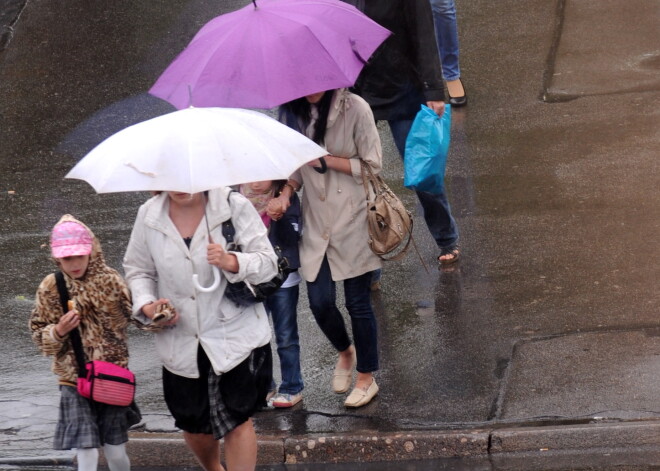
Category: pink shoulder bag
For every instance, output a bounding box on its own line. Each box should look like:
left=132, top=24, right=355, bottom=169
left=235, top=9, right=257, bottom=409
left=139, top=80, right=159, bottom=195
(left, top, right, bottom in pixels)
left=55, top=272, right=136, bottom=407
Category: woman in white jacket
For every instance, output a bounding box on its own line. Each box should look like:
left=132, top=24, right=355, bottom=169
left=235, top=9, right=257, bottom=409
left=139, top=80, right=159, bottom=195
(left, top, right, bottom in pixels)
left=123, top=187, right=278, bottom=471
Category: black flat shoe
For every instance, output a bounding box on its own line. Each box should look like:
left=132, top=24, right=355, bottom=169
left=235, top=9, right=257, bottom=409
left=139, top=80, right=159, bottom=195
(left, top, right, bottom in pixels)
left=447, top=79, right=468, bottom=107
left=449, top=94, right=468, bottom=107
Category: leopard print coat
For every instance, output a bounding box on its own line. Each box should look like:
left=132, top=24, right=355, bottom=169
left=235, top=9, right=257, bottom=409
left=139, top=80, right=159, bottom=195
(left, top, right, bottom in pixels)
left=29, top=215, right=133, bottom=386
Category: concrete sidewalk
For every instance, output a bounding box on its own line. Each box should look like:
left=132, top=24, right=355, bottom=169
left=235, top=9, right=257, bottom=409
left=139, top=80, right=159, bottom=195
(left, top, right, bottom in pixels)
left=0, top=0, right=658, bottom=467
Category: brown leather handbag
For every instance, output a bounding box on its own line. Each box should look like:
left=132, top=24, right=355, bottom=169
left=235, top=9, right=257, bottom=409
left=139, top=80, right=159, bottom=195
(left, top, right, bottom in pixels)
left=360, top=161, right=413, bottom=261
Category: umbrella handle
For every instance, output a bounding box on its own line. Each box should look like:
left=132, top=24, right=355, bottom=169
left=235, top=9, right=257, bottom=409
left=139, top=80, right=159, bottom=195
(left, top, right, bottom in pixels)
left=192, top=266, right=221, bottom=292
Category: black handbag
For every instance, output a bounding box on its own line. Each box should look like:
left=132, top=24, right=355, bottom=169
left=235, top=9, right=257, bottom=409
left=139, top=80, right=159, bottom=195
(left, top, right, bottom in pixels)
left=222, top=193, right=289, bottom=307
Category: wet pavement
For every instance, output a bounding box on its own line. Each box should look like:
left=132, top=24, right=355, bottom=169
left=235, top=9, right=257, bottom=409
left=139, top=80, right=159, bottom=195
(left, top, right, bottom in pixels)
left=0, top=0, right=659, bottom=468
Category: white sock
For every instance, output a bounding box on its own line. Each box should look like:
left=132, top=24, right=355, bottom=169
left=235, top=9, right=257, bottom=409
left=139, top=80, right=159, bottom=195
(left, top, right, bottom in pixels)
left=76, top=447, right=99, bottom=471
left=103, top=443, right=131, bottom=471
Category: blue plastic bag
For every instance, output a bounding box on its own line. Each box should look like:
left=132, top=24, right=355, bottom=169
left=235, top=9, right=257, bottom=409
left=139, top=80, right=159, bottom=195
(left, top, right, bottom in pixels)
left=404, top=104, right=451, bottom=194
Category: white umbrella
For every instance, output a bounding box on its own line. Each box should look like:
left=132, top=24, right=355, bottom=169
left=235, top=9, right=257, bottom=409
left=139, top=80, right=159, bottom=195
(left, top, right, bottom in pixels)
left=66, top=107, right=326, bottom=291
left=65, top=107, right=326, bottom=194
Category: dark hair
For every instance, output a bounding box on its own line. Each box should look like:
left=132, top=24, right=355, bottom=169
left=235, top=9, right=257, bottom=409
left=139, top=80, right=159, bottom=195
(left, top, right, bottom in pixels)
left=279, top=90, right=335, bottom=145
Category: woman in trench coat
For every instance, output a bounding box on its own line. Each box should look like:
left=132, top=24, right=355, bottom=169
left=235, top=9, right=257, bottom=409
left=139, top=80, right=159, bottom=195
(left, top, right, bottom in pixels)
left=269, top=88, right=382, bottom=408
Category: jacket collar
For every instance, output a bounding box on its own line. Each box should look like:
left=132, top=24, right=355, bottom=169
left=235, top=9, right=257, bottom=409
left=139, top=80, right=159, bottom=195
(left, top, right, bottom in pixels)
left=327, top=88, right=351, bottom=129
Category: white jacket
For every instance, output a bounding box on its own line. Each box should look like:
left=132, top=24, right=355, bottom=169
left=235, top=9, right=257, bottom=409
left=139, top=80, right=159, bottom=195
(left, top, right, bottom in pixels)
left=123, top=188, right=277, bottom=377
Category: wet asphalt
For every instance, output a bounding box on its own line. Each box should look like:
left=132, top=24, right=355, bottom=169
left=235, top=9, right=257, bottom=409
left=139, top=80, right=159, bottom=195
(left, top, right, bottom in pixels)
left=0, top=0, right=658, bottom=468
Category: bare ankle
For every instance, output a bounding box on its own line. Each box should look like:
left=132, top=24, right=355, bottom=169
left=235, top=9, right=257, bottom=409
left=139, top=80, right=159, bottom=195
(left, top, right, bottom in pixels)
left=337, top=346, right=355, bottom=369
left=355, top=373, right=373, bottom=390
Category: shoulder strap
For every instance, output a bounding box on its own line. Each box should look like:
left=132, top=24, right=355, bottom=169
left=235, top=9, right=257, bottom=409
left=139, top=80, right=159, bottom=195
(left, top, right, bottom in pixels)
left=54, top=271, right=69, bottom=314
left=222, top=191, right=238, bottom=247
left=360, top=159, right=377, bottom=200
left=54, top=272, right=87, bottom=377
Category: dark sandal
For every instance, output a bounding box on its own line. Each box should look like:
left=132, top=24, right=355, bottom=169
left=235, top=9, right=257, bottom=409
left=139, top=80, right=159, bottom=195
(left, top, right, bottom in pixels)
left=438, top=246, right=460, bottom=265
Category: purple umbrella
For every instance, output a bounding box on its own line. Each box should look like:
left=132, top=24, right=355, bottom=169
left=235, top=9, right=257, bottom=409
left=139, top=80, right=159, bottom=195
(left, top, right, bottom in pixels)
left=149, top=0, right=391, bottom=109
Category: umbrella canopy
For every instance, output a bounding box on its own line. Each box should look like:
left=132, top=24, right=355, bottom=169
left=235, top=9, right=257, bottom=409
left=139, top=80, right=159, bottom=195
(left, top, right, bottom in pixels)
left=149, top=0, right=391, bottom=109
left=65, top=107, right=327, bottom=194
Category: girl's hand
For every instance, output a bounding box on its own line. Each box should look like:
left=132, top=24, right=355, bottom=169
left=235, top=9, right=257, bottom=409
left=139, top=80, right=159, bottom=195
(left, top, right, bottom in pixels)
left=55, top=310, right=80, bottom=337
left=208, top=243, right=239, bottom=273
left=267, top=194, right=290, bottom=220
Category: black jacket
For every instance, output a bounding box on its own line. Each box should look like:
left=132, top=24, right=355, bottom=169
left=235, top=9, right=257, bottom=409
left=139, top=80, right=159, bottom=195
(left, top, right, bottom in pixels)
left=269, top=191, right=301, bottom=272
left=346, top=0, right=448, bottom=120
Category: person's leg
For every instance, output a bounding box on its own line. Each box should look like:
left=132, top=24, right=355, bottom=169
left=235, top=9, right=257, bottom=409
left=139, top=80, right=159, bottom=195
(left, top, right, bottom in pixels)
left=265, top=285, right=304, bottom=395
left=388, top=120, right=459, bottom=253
left=102, top=443, right=130, bottom=471
left=430, top=0, right=466, bottom=104
left=343, top=271, right=379, bottom=391
left=164, top=347, right=222, bottom=470
left=307, top=256, right=355, bottom=391
left=430, top=0, right=460, bottom=81
left=307, top=257, right=352, bottom=354
left=223, top=418, right=257, bottom=471
left=76, top=448, right=99, bottom=471
left=183, top=432, right=224, bottom=471
left=369, top=268, right=382, bottom=291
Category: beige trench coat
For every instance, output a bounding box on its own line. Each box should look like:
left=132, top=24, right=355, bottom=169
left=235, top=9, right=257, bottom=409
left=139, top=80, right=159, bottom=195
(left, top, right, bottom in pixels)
left=290, top=89, right=383, bottom=282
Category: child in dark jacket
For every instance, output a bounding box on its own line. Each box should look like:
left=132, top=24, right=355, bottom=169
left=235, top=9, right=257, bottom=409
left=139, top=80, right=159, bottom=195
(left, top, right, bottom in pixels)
left=239, top=181, right=304, bottom=408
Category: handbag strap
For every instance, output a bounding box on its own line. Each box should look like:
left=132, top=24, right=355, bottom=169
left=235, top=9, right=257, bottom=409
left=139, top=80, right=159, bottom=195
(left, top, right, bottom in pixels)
left=360, top=159, right=378, bottom=201
left=222, top=191, right=239, bottom=249
left=54, top=271, right=87, bottom=378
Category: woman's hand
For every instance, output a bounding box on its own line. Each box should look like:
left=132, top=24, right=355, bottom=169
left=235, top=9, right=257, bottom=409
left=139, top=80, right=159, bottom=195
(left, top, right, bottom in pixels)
left=426, top=100, right=446, bottom=116
left=55, top=310, right=80, bottom=337
left=141, top=299, right=173, bottom=318
left=142, top=299, right=179, bottom=326
left=208, top=243, right=239, bottom=273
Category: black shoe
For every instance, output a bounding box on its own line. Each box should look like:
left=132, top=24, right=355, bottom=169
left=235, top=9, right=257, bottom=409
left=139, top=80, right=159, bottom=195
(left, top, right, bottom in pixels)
left=447, top=79, right=468, bottom=107
left=449, top=94, right=468, bottom=107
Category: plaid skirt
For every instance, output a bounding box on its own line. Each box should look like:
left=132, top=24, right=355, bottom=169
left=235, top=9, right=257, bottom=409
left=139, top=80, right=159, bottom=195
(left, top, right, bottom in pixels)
left=163, top=344, right=272, bottom=439
left=53, top=385, right=142, bottom=450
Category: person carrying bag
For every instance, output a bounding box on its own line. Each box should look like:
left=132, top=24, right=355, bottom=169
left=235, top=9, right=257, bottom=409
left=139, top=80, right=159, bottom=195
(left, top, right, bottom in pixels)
left=55, top=271, right=136, bottom=407
left=29, top=215, right=140, bottom=471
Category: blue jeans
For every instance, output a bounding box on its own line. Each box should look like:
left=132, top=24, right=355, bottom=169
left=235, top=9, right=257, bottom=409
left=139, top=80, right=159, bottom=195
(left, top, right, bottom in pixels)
left=389, top=119, right=459, bottom=249
left=307, top=257, right=379, bottom=373
left=264, top=284, right=304, bottom=395
left=430, top=0, right=461, bottom=81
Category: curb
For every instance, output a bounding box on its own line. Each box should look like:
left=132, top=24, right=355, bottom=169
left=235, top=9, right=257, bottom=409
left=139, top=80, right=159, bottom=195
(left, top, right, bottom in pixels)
left=125, top=429, right=489, bottom=466
left=121, top=420, right=660, bottom=467
left=490, top=421, right=660, bottom=454
left=2, top=420, right=658, bottom=467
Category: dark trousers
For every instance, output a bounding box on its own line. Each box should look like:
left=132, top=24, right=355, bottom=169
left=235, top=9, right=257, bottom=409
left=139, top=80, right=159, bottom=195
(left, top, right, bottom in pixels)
left=306, top=256, right=379, bottom=373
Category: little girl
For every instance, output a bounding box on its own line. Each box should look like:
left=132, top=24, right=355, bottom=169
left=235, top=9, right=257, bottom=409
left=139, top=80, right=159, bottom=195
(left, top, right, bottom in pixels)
left=29, top=215, right=140, bottom=471
left=239, top=180, right=304, bottom=408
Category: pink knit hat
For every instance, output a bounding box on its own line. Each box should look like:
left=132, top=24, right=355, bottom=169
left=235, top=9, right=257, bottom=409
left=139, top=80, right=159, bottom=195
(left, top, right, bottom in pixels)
left=50, top=221, right=93, bottom=258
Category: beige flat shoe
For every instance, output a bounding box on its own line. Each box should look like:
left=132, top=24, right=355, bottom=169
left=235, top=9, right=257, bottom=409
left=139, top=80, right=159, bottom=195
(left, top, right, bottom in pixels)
left=344, top=379, right=379, bottom=408
left=332, top=351, right=356, bottom=393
